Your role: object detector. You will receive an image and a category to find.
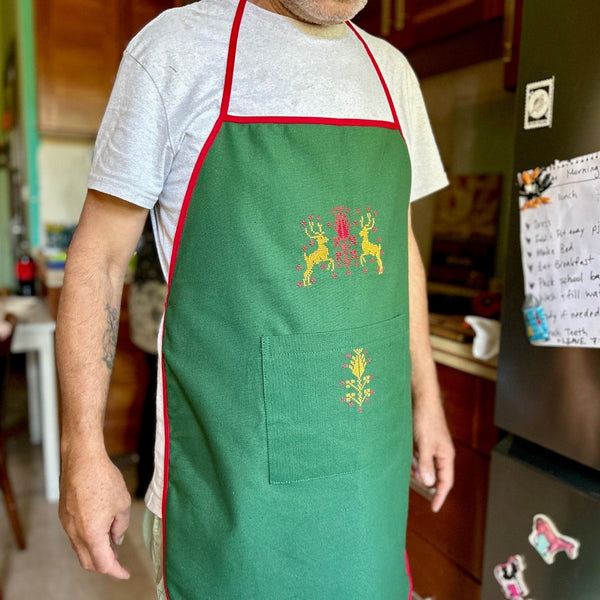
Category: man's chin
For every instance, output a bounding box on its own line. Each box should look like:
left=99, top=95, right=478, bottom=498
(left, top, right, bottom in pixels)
left=279, top=0, right=368, bottom=25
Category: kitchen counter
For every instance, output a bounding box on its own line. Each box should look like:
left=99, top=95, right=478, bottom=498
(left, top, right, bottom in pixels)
left=430, top=334, right=497, bottom=381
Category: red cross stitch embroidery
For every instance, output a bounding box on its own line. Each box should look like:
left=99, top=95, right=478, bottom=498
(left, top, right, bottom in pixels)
left=297, top=207, right=384, bottom=287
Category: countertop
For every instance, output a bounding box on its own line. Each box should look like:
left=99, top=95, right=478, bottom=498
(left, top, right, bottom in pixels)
left=430, top=334, right=498, bottom=381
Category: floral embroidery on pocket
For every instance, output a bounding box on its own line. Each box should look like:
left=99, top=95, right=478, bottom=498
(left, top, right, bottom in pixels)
left=340, top=348, right=373, bottom=413
left=297, top=208, right=384, bottom=287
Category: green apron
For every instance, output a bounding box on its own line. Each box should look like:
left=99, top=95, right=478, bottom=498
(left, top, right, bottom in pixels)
left=162, top=2, right=413, bottom=597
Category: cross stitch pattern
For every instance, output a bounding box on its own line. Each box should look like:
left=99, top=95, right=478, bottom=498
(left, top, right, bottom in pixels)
left=340, top=348, right=373, bottom=413
left=297, top=207, right=385, bottom=287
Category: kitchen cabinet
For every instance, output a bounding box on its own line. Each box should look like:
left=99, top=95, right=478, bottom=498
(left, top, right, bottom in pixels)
left=353, top=0, right=505, bottom=78
left=502, top=0, right=523, bottom=89
left=409, top=0, right=504, bottom=47
left=35, top=0, right=175, bottom=137
left=355, top=0, right=504, bottom=47
left=407, top=356, right=499, bottom=599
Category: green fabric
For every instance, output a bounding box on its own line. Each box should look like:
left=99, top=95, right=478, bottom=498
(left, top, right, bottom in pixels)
left=162, top=120, right=413, bottom=598
left=263, top=314, right=407, bottom=484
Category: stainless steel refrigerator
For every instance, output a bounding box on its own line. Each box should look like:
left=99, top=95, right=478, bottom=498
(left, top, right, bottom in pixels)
left=481, top=1, right=600, bottom=598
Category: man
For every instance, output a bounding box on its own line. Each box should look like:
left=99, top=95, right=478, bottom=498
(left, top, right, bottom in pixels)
left=57, top=0, right=455, bottom=597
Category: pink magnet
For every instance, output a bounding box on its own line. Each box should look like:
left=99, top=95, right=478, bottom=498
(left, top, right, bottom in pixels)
left=528, top=513, right=580, bottom=565
left=494, top=555, right=530, bottom=599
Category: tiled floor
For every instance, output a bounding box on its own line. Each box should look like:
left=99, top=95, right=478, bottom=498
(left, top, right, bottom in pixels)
left=1, top=359, right=156, bottom=599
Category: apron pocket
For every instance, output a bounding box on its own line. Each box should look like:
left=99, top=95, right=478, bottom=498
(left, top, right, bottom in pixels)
left=261, top=314, right=410, bottom=484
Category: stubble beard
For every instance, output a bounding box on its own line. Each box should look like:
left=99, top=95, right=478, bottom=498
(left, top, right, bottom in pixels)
left=276, top=0, right=368, bottom=25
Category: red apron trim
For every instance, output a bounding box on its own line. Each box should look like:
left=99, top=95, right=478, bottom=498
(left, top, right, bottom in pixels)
left=404, top=550, right=414, bottom=600
left=406, top=551, right=414, bottom=600
left=220, top=0, right=247, bottom=119
left=225, top=114, right=397, bottom=128
left=346, top=21, right=405, bottom=139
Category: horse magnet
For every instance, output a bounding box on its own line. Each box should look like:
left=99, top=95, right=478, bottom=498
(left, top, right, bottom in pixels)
left=493, top=555, right=530, bottom=600
left=528, top=513, right=580, bottom=565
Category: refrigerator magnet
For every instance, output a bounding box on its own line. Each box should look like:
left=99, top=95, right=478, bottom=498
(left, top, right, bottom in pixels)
left=528, top=513, right=581, bottom=564
left=517, top=167, right=552, bottom=211
left=493, top=555, right=530, bottom=599
left=522, top=295, right=550, bottom=343
left=524, top=77, right=555, bottom=130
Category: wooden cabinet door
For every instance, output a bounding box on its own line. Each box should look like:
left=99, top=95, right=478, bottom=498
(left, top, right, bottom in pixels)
left=407, top=362, right=498, bottom=591
left=408, top=441, right=491, bottom=580
left=35, top=0, right=121, bottom=137
left=407, top=527, right=481, bottom=600
left=116, top=0, right=175, bottom=54
left=400, top=0, right=504, bottom=47
left=35, top=0, right=175, bottom=137
left=354, top=0, right=504, bottom=48
left=437, top=362, right=498, bottom=455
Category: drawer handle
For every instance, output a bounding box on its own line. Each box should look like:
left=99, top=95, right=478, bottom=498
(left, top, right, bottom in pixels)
left=412, top=593, right=434, bottom=600
left=381, top=0, right=392, bottom=36
left=394, top=0, right=406, bottom=30
left=409, top=474, right=436, bottom=502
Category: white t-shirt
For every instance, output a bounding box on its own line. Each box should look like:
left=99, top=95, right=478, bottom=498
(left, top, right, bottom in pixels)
left=88, top=0, right=447, bottom=516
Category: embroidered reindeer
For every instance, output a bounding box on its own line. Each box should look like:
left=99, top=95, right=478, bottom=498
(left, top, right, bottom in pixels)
left=359, top=213, right=384, bottom=274
left=303, top=221, right=335, bottom=286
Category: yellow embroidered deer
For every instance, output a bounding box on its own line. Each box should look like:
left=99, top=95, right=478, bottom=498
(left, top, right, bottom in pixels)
left=359, top=213, right=384, bottom=274
left=303, top=221, right=335, bottom=286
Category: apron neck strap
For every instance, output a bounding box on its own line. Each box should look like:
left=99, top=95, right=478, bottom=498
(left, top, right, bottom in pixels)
left=220, top=0, right=404, bottom=137
left=346, top=22, right=403, bottom=134
left=220, top=0, right=248, bottom=119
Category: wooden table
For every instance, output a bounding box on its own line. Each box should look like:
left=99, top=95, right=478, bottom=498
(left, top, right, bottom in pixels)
left=2, top=296, right=59, bottom=502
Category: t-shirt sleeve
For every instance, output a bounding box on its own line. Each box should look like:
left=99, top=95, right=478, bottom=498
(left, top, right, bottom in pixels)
left=87, top=51, right=174, bottom=209
left=397, top=61, right=448, bottom=202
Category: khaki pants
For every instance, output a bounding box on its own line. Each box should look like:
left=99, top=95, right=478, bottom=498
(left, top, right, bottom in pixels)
left=143, top=509, right=166, bottom=600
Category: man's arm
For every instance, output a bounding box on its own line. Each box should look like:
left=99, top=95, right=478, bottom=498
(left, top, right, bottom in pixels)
left=407, top=209, right=455, bottom=513
left=56, top=190, right=149, bottom=578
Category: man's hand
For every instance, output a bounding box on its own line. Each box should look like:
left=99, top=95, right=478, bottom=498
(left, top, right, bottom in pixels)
left=56, top=190, right=148, bottom=578
left=406, top=208, right=455, bottom=512
left=412, top=398, right=455, bottom=513
left=59, top=449, right=132, bottom=579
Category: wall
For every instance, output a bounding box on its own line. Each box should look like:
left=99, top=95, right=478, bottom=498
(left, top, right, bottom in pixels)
left=2, top=0, right=88, bottom=264
left=38, top=139, right=93, bottom=234
left=0, top=0, right=40, bottom=289
left=412, top=58, right=516, bottom=284
left=0, top=0, right=16, bottom=289
left=16, top=0, right=40, bottom=249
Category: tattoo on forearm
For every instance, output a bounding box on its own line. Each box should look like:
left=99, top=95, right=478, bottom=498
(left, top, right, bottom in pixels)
left=102, top=304, right=119, bottom=369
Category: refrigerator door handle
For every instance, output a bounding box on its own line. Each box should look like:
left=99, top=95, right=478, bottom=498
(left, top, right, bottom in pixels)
left=409, top=474, right=436, bottom=502
left=411, top=592, right=434, bottom=600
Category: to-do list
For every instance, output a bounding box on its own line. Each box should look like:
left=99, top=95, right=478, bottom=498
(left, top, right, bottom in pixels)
left=519, top=150, right=600, bottom=347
